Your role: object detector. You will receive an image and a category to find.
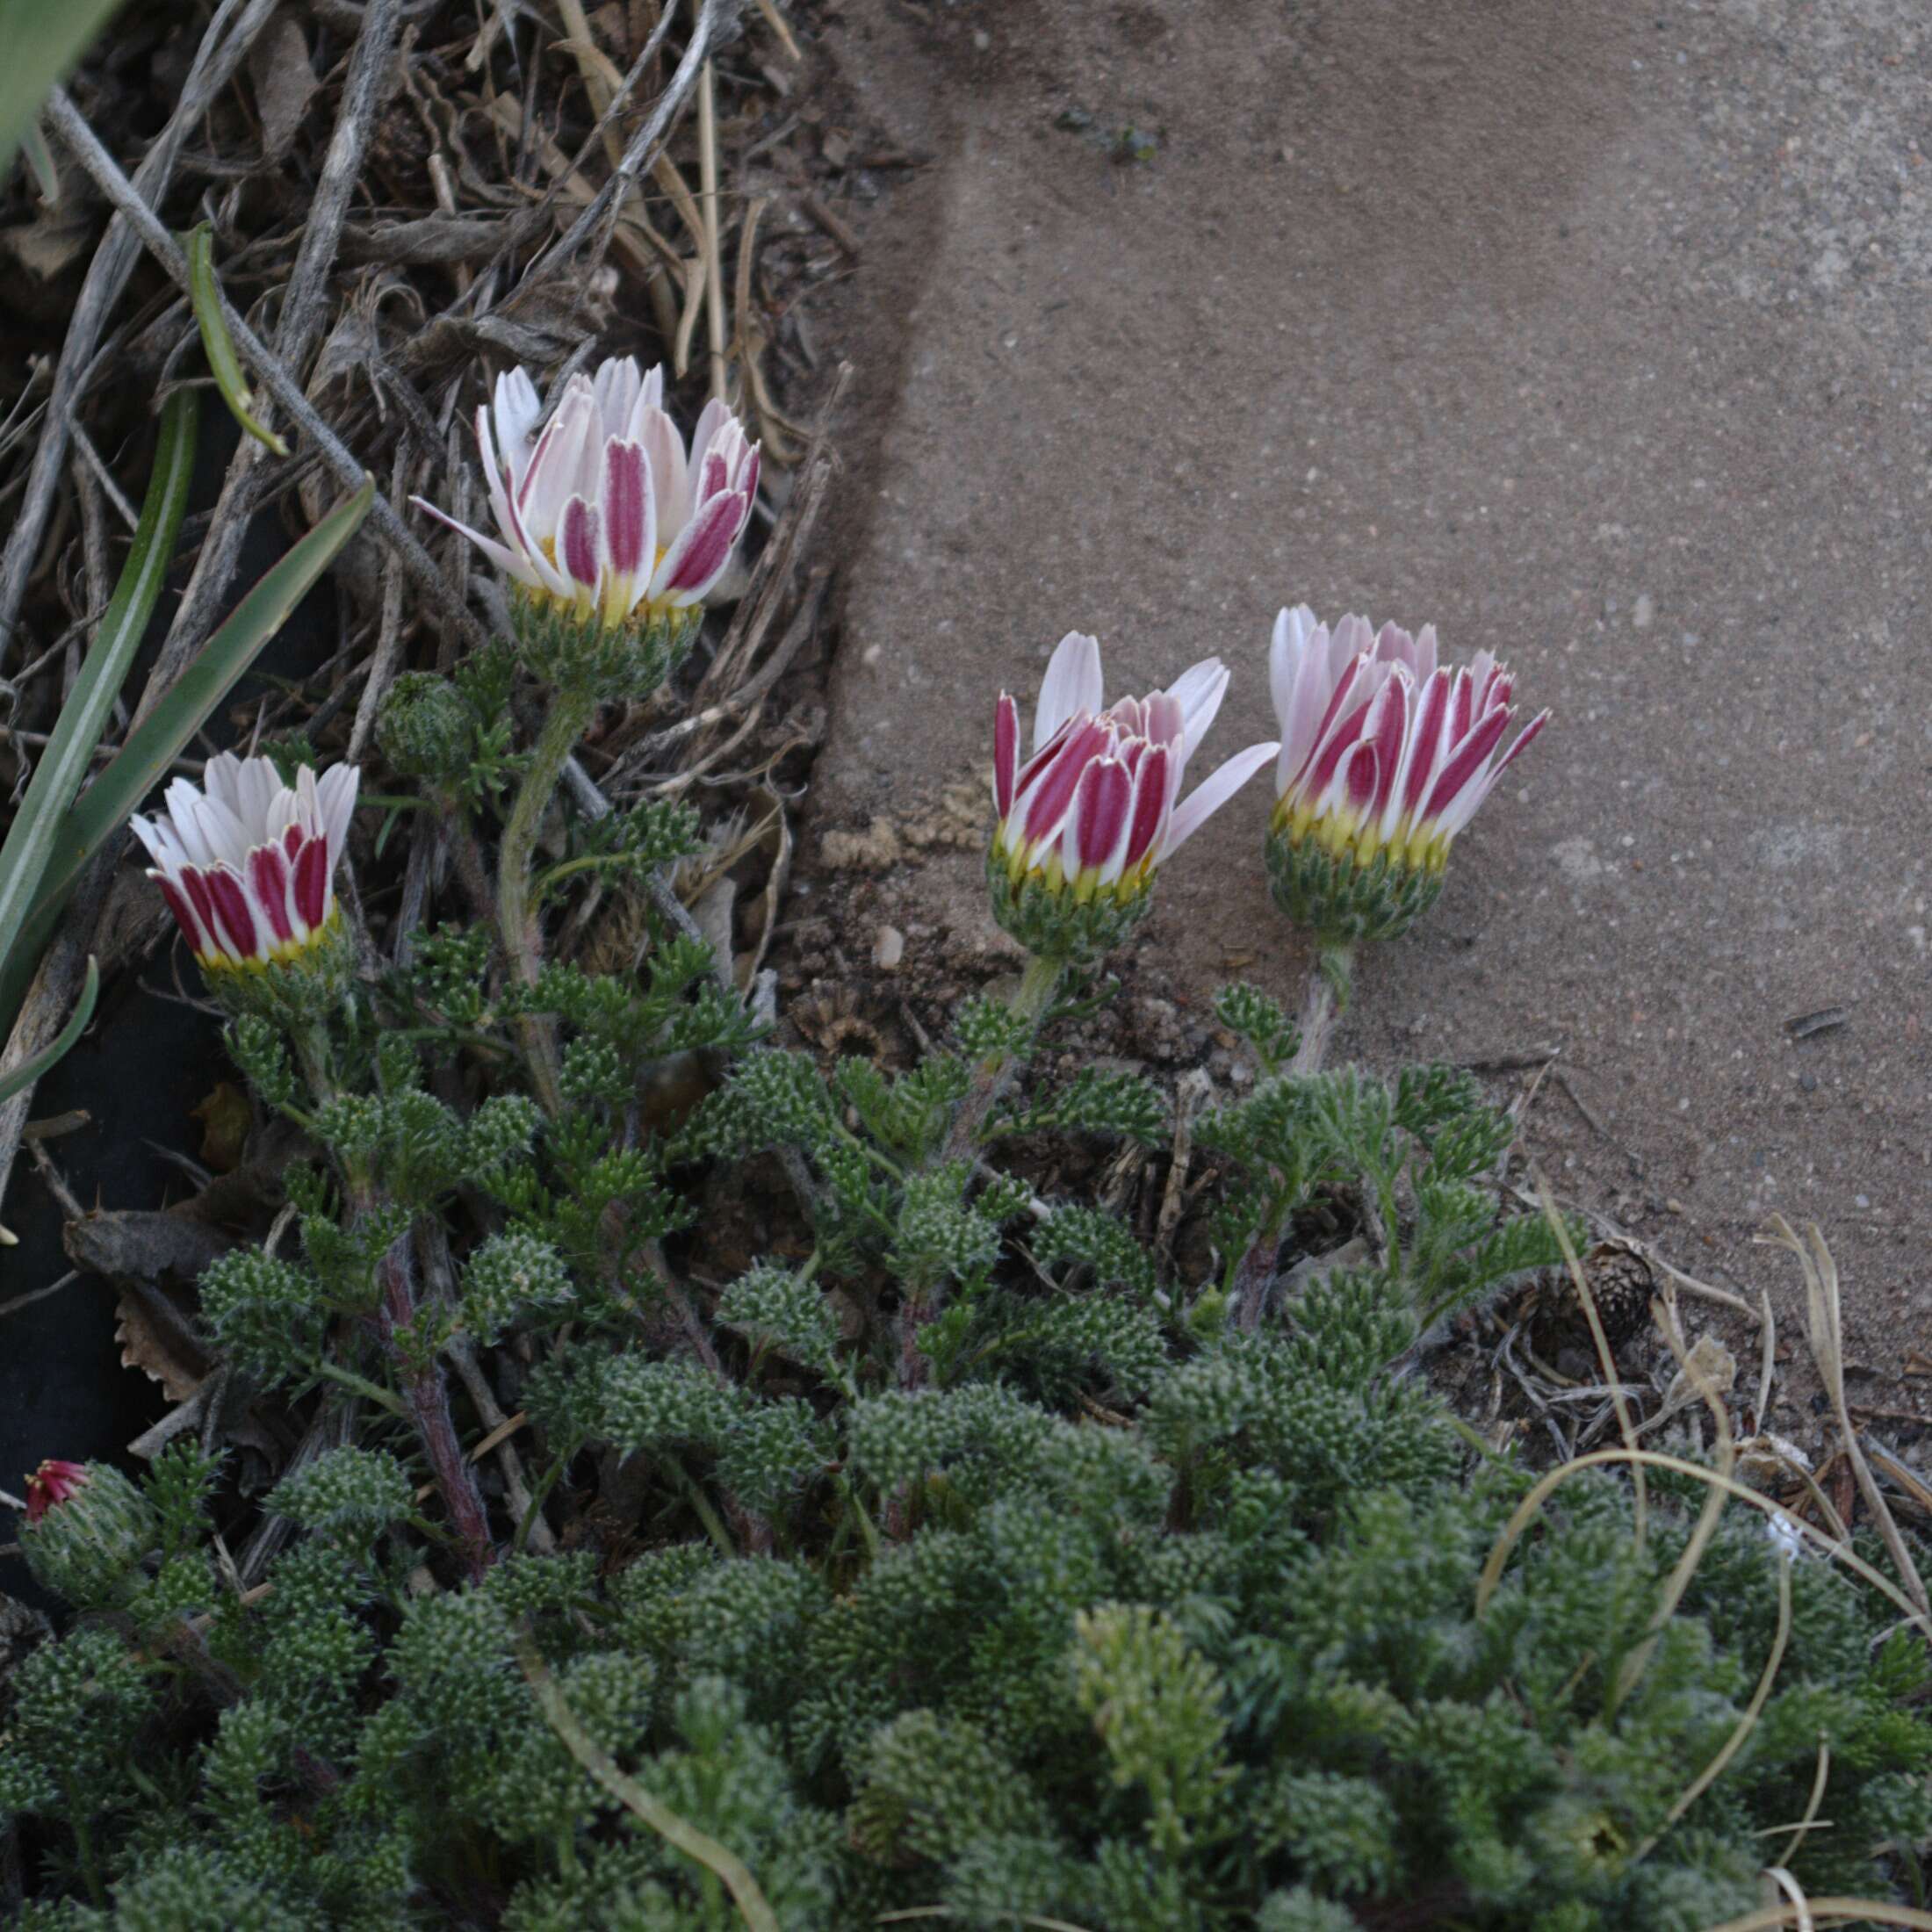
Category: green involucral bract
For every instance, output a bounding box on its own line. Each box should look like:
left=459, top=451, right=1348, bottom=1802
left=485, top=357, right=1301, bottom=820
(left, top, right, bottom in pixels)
left=1265, top=822, right=1447, bottom=945
left=985, top=840, right=1152, bottom=965
left=510, top=587, right=704, bottom=701
left=196, top=909, right=355, bottom=1027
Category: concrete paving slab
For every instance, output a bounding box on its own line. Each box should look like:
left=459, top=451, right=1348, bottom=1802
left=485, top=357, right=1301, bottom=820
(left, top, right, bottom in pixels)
left=804, top=0, right=1931, bottom=1390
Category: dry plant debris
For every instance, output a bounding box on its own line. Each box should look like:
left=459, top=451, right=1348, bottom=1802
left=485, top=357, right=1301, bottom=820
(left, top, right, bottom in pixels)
left=0, top=0, right=868, bottom=1229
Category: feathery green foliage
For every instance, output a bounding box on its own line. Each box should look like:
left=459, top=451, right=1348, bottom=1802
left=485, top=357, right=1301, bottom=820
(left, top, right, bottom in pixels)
left=5, top=604, right=1923, bottom=1930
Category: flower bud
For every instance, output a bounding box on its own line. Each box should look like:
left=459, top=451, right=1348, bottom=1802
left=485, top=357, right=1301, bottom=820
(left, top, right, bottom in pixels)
left=19, top=1460, right=158, bottom=1609
left=376, top=672, right=473, bottom=782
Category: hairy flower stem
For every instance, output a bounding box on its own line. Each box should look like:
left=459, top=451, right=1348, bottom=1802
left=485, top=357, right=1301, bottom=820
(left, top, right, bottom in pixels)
left=1229, top=943, right=1356, bottom=1333
left=940, top=952, right=1065, bottom=1167
left=372, top=1222, right=494, bottom=1581
left=496, top=682, right=597, bottom=1114
left=899, top=952, right=1067, bottom=1395
left=285, top=1033, right=492, bottom=1575
left=290, top=1018, right=339, bottom=1108
left=441, top=797, right=499, bottom=926
left=1290, top=943, right=1352, bottom=1078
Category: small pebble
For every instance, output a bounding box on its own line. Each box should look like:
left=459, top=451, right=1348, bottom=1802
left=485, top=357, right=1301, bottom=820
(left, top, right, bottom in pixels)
left=873, top=926, right=905, bottom=970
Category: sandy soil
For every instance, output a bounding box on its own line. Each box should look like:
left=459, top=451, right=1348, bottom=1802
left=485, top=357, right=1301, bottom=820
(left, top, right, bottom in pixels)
left=797, top=0, right=1932, bottom=1428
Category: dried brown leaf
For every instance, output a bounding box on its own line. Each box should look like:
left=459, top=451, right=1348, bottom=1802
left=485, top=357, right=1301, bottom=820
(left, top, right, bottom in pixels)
left=63, top=1208, right=233, bottom=1287
left=0, top=203, right=96, bottom=281
left=190, top=1082, right=252, bottom=1173
left=114, top=1282, right=209, bottom=1403
left=1642, top=1333, right=1738, bottom=1436
left=248, top=15, right=320, bottom=163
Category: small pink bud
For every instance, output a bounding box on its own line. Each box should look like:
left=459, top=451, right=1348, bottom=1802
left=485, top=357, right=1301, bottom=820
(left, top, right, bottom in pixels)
left=25, top=1459, right=87, bottom=1525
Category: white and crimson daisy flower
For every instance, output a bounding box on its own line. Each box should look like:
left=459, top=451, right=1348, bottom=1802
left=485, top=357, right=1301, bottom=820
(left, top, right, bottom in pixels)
left=130, top=753, right=358, bottom=971
left=992, top=631, right=1278, bottom=905
left=412, top=356, right=760, bottom=630
left=1269, top=604, right=1548, bottom=876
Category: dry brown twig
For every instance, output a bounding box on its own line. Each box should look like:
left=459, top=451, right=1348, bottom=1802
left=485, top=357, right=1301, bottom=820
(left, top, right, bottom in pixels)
left=347, top=447, right=416, bottom=762
left=144, top=0, right=409, bottom=713
left=1758, top=1214, right=1929, bottom=1619
left=541, top=0, right=688, bottom=345
left=697, top=59, right=730, bottom=402
left=43, top=86, right=487, bottom=656
left=2, top=0, right=826, bottom=1265
left=515, top=0, right=739, bottom=292
left=0, top=0, right=284, bottom=666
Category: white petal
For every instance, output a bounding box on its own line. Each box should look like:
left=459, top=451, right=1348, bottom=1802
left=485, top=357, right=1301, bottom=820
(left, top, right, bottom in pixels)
left=638, top=405, right=689, bottom=535
left=1334, top=614, right=1373, bottom=661
left=480, top=429, right=571, bottom=600
left=1034, top=632, right=1105, bottom=752
left=476, top=405, right=521, bottom=547
left=1164, top=658, right=1229, bottom=764
left=128, top=813, right=179, bottom=869
left=1432, top=766, right=1502, bottom=841
left=1275, top=625, right=1352, bottom=796
left=687, top=396, right=734, bottom=479
left=1467, top=650, right=1500, bottom=715
left=316, top=764, right=360, bottom=868
left=1435, top=710, right=1546, bottom=840
left=294, top=765, right=322, bottom=837
left=162, top=778, right=220, bottom=866
left=492, top=368, right=543, bottom=487
left=523, top=390, right=595, bottom=540
left=188, top=788, right=254, bottom=871
left=1158, top=741, right=1280, bottom=861
left=414, top=498, right=543, bottom=589
left=198, top=752, right=244, bottom=815
left=242, top=869, right=284, bottom=947
left=1373, top=674, right=1428, bottom=844
left=1267, top=606, right=1302, bottom=732
left=592, top=356, right=641, bottom=438
left=265, top=784, right=301, bottom=845
left=697, top=416, right=750, bottom=499
left=1374, top=621, right=1417, bottom=673
left=1411, top=624, right=1438, bottom=684
left=645, top=489, right=747, bottom=605
left=234, top=756, right=285, bottom=837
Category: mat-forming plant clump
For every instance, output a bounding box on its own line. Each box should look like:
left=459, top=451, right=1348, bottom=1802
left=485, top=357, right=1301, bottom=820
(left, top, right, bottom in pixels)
left=4, top=364, right=1928, bottom=1932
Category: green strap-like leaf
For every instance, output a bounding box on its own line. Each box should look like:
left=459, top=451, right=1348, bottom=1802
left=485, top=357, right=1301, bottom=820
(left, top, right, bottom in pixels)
left=0, top=956, right=97, bottom=1107
left=40, top=475, right=377, bottom=905
left=0, top=477, right=375, bottom=1032
left=0, top=390, right=198, bottom=991
left=0, top=0, right=125, bottom=182
left=18, top=117, right=57, bottom=201
left=186, top=223, right=290, bottom=458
